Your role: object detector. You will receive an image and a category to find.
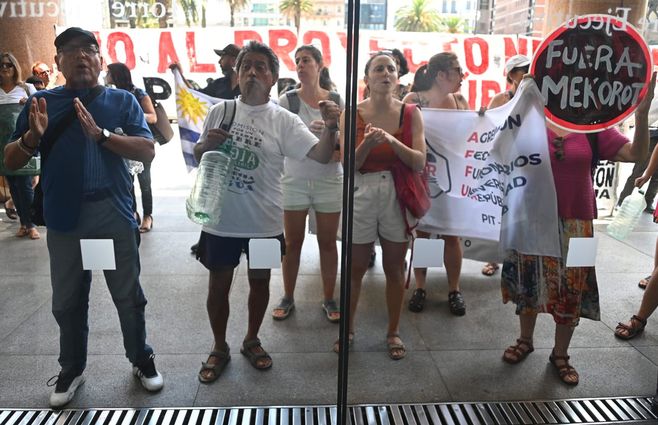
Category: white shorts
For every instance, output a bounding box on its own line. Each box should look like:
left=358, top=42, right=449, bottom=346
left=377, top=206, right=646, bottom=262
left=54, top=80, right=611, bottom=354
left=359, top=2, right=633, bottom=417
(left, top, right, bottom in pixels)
left=282, top=175, right=343, bottom=213
left=352, top=171, right=410, bottom=244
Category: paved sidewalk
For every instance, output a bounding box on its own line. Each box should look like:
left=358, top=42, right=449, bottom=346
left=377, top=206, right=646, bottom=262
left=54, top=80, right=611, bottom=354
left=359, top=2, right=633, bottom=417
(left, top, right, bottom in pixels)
left=1, top=190, right=657, bottom=409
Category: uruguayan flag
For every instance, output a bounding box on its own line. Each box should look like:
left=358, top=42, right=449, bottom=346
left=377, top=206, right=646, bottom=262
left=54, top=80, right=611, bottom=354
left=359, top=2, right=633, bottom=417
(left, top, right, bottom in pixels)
left=171, top=69, right=222, bottom=170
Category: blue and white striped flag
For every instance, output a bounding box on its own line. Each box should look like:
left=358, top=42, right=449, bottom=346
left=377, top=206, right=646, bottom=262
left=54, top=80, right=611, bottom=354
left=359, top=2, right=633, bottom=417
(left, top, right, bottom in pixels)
left=171, top=69, right=222, bottom=170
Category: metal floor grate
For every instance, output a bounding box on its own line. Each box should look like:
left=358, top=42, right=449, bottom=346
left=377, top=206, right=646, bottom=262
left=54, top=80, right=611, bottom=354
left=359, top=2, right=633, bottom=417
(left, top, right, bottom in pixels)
left=2, top=397, right=657, bottom=425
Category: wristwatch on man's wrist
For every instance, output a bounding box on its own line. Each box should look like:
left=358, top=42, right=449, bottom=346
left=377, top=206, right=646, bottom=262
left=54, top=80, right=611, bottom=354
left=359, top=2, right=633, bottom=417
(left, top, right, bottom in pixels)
left=97, top=128, right=111, bottom=146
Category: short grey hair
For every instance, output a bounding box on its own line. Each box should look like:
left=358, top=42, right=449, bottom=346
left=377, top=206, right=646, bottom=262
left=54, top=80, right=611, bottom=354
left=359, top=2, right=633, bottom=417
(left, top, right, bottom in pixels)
left=235, top=41, right=280, bottom=78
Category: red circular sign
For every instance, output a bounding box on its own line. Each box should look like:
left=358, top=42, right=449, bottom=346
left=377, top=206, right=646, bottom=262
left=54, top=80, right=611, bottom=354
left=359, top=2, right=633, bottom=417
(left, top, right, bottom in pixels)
left=531, top=14, right=652, bottom=133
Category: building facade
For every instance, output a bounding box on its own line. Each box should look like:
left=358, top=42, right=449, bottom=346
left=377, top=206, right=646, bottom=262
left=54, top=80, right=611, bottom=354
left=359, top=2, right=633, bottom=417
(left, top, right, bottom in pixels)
left=489, top=0, right=547, bottom=36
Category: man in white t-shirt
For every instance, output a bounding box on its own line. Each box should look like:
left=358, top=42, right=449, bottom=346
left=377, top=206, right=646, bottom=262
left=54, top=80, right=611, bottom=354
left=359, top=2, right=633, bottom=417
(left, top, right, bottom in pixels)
left=193, top=41, right=340, bottom=383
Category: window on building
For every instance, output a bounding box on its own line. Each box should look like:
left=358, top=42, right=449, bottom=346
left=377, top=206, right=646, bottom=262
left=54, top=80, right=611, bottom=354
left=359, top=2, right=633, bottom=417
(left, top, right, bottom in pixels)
left=451, top=0, right=457, bottom=13
left=442, top=0, right=448, bottom=13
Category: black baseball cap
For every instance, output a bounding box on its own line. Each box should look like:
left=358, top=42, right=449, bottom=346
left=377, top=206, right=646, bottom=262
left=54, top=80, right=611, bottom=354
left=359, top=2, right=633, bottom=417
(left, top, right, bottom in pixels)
left=213, top=44, right=240, bottom=57
left=55, top=27, right=99, bottom=49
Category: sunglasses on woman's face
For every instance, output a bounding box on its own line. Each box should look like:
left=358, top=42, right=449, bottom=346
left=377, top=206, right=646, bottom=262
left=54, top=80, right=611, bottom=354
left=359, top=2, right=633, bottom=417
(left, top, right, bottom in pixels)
left=552, top=137, right=565, bottom=161
left=0, top=63, right=14, bottom=69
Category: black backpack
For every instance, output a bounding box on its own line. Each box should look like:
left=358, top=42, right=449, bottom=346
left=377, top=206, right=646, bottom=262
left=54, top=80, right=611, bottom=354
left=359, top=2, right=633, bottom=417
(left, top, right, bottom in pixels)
left=285, top=89, right=341, bottom=114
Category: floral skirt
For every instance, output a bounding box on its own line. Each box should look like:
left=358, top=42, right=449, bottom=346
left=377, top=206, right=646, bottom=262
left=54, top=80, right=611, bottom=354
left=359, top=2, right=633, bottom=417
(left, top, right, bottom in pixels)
left=501, top=218, right=599, bottom=326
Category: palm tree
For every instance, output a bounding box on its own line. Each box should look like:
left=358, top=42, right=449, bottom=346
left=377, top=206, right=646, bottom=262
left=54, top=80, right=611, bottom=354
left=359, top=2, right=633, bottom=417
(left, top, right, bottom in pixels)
left=440, top=16, right=466, bottom=33
left=179, top=0, right=199, bottom=27
left=227, top=0, right=249, bottom=27
left=280, top=0, right=313, bottom=34
left=159, top=0, right=172, bottom=28
left=394, top=0, right=441, bottom=32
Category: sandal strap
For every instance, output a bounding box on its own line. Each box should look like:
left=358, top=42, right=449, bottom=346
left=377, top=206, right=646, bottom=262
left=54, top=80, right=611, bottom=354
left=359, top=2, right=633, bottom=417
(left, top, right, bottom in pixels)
left=558, top=365, right=577, bottom=378
left=505, top=340, right=533, bottom=356
left=243, top=338, right=262, bottom=350
left=412, top=288, right=426, bottom=299
left=616, top=316, right=647, bottom=333
left=631, top=315, right=648, bottom=327
left=275, top=298, right=294, bottom=309
left=515, top=338, right=533, bottom=349
left=323, top=299, right=339, bottom=312
left=616, top=322, right=633, bottom=332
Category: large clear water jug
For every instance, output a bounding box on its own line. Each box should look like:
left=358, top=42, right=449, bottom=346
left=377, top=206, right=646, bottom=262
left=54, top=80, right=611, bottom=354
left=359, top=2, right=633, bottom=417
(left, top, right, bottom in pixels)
left=607, top=188, right=646, bottom=241
left=186, top=145, right=234, bottom=226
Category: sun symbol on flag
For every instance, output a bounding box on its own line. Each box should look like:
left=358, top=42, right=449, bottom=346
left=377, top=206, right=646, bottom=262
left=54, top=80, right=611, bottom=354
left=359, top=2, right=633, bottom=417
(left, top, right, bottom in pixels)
left=176, top=87, right=208, bottom=126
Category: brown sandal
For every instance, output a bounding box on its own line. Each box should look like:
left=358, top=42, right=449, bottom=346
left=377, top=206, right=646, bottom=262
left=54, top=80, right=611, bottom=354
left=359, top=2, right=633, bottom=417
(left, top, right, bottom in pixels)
left=502, top=338, right=534, bottom=364
left=198, top=345, right=231, bottom=383
left=240, top=338, right=272, bottom=370
left=549, top=351, right=579, bottom=385
left=615, top=315, right=647, bottom=340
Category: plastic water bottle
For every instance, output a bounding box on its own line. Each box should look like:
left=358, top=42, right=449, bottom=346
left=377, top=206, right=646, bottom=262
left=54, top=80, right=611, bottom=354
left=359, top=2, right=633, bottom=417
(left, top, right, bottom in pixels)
left=607, top=188, right=646, bottom=240
left=186, top=143, right=234, bottom=226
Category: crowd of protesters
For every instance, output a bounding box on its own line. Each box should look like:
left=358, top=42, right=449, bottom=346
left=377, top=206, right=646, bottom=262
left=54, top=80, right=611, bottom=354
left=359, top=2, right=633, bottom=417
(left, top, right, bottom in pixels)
left=3, top=25, right=658, bottom=409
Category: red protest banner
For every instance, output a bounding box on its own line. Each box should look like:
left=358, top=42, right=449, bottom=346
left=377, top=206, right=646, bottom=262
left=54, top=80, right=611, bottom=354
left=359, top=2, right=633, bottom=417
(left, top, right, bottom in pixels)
left=531, top=14, right=652, bottom=133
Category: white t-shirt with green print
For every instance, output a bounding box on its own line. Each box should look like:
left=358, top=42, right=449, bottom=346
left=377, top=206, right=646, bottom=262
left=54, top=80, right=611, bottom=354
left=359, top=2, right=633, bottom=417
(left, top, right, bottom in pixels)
left=199, top=98, right=318, bottom=237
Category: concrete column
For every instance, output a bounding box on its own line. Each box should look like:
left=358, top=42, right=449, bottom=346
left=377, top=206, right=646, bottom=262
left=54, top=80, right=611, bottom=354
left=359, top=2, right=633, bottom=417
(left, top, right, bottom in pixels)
left=1, top=0, right=64, bottom=81
left=544, top=0, right=648, bottom=35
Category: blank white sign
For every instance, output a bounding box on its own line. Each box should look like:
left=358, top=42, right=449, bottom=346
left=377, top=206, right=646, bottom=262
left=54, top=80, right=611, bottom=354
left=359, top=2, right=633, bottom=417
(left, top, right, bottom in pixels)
left=566, top=237, right=597, bottom=267
left=412, top=238, right=445, bottom=268
left=249, top=239, right=281, bottom=269
left=80, top=239, right=116, bottom=270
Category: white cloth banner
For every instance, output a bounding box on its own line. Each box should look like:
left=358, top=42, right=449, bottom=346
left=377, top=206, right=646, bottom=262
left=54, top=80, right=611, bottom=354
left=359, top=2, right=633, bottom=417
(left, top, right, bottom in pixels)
left=420, top=79, right=561, bottom=260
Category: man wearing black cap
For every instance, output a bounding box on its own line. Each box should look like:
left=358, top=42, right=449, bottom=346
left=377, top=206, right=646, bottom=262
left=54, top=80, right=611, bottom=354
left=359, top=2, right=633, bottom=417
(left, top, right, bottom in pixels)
left=204, top=43, right=241, bottom=99
left=4, top=27, right=163, bottom=408
left=171, top=43, right=241, bottom=100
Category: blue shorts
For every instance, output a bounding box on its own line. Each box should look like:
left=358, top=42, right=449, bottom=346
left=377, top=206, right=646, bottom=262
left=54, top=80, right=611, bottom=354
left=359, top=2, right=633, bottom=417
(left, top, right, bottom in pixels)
left=196, top=231, right=286, bottom=271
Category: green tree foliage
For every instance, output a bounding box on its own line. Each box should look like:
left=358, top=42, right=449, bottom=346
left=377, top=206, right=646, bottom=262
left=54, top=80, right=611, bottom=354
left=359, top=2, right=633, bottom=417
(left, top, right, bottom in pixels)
left=179, top=0, right=199, bottom=27
left=227, top=0, right=249, bottom=27
left=439, top=16, right=467, bottom=33
left=279, top=0, right=313, bottom=34
left=394, top=0, right=441, bottom=32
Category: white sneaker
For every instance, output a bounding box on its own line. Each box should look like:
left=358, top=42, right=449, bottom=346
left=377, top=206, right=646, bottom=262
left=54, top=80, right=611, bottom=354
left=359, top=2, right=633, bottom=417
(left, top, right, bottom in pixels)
left=132, top=354, right=164, bottom=392
left=48, top=373, right=84, bottom=408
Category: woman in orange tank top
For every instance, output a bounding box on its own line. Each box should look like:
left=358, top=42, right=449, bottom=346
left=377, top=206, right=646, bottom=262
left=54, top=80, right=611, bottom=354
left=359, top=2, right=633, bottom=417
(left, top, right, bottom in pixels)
left=335, top=52, right=426, bottom=360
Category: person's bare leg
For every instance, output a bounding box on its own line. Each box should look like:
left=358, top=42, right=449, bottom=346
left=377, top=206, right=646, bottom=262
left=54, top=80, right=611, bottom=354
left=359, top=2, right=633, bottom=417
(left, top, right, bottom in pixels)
left=443, top=235, right=462, bottom=292
left=502, top=312, right=537, bottom=363
left=200, top=267, right=234, bottom=381
left=412, top=231, right=431, bottom=290
left=552, top=323, right=578, bottom=384
left=333, top=243, right=372, bottom=352
left=380, top=237, right=408, bottom=358
left=274, top=209, right=307, bottom=319
left=639, top=238, right=658, bottom=289
left=245, top=268, right=272, bottom=369
left=619, top=266, right=658, bottom=337
left=638, top=267, right=658, bottom=319
left=315, top=211, right=340, bottom=303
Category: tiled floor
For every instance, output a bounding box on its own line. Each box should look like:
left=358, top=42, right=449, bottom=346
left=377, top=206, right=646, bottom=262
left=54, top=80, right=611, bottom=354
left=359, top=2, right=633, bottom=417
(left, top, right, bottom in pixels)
left=1, top=192, right=657, bottom=409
